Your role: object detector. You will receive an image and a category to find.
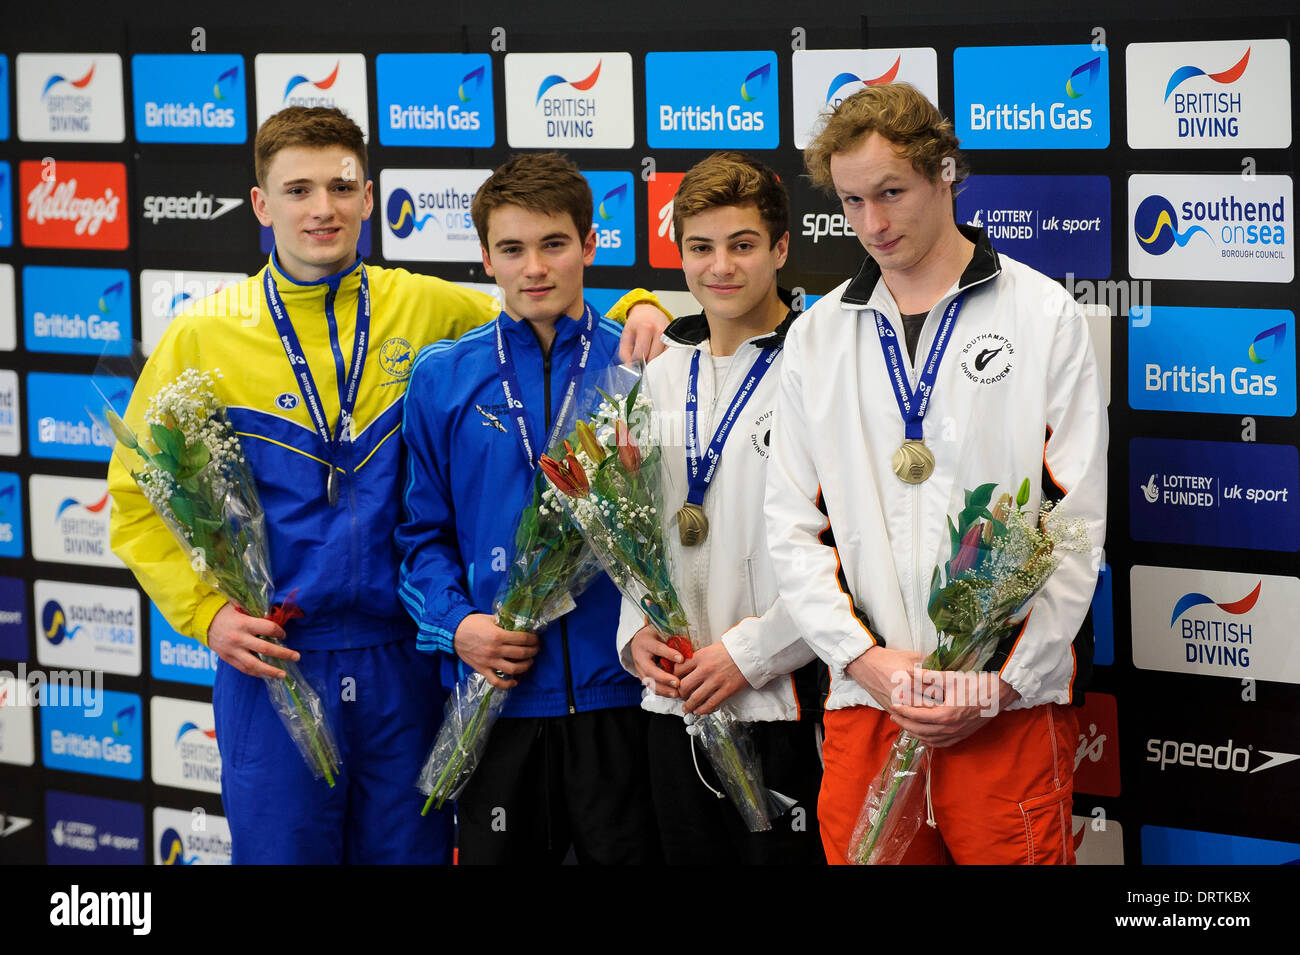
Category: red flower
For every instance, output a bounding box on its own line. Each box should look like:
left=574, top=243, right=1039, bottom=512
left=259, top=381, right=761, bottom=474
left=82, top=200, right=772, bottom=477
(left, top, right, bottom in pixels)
left=539, top=441, right=590, bottom=497
left=950, top=522, right=985, bottom=575
left=658, top=635, right=695, bottom=675
left=615, top=421, right=641, bottom=474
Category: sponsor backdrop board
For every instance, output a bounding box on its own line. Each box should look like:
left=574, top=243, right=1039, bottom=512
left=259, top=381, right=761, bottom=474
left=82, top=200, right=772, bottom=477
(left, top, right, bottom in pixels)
left=0, top=9, right=1295, bottom=867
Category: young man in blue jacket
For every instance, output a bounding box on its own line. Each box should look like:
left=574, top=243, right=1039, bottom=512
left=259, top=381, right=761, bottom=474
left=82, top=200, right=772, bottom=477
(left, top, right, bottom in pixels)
left=397, top=152, right=662, bottom=864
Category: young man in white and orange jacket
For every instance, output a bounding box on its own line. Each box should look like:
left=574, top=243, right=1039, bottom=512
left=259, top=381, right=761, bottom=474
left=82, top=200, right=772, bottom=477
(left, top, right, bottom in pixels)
left=766, top=85, right=1106, bottom=864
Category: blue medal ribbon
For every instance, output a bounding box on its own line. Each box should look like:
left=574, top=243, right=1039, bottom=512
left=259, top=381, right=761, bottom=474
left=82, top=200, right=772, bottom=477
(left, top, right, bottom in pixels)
left=263, top=265, right=371, bottom=504
left=684, top=344, right=780, bottom=507
left=872, top=294, right=963, bottom=443
left=493, top=303, right=597, bottom=469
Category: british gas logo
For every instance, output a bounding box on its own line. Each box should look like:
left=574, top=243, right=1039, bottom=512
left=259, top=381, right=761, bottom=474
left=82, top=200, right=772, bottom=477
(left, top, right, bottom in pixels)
left=647, top=51, right=779, bottom=148
left=41, top=600, right=81, bottom=645
left=585, top=171, right=635, bottom=266
left=1134, top=195, right=1212, bottom=254
left=955, top=44, right=1109, bottom=149
left=131, top=54, right=245, bottom=143
left=386, top=188, right=437, bottom=239
left=376, top=54, right=492, bottom=147
left=41, top=689, right=142, bottom=780
left=1249, top=324, right=1286, bottom=364
left=22, top=265, right=131, bottom=356
left=1130, top=307, right=1293, bottom=417
left=0, top=476, right=20, bottom=558
left=825, top=56, right=901, bottom=104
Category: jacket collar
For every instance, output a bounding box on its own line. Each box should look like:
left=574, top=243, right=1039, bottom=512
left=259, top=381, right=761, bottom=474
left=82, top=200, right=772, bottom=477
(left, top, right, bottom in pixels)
left=498, top=299, right=594, bottom=352
left=268, top=250, right=365, bottom=295
left=662, top=288, right=801, bottom=351
left=839, top=225, right=1001, bottom=309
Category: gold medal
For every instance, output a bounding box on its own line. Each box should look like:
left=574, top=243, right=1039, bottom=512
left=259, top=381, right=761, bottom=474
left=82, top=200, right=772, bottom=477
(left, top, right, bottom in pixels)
left=892, top=440, right=934, bottom=484
left=677, top=503, right=709, bottom=546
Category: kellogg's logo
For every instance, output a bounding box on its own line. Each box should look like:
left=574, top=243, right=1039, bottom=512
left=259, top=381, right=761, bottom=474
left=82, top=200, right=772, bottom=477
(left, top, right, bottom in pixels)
left=20, top=160, right=128, bottom=249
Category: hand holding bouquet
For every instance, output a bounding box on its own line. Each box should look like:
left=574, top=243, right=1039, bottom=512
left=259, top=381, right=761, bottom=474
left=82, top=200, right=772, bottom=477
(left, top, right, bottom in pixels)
left=103, top=368, right=342, bottom=786
left=848, top=478, right=1091, bottom=864
left=539, top=367, right=779, bottom=832
left=416, top=472, right=602, bottom=814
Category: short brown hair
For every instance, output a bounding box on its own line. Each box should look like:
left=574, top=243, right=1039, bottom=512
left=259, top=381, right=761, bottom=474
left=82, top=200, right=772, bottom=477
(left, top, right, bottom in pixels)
left=471, top=152, right=592, bottom=246
left=804, top=83, right=969, bottom=194
left=672, top=151, right=789, bottom=248
left=254, top=107, right=368, bottom=188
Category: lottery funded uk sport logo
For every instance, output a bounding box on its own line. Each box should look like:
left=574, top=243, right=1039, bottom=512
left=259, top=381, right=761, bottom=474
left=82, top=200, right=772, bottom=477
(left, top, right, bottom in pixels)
left=1129, top=437, right=1299, bottom=551
left=376, top=53, right=493, bottom=147
left=645, top=51, right=779, bottom=149
left=584, top=171, right=635, bottom=267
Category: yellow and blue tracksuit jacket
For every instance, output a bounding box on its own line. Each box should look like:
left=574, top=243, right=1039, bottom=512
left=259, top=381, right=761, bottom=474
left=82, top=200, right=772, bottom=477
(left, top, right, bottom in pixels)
left=108, top=254, right=503, bottom=649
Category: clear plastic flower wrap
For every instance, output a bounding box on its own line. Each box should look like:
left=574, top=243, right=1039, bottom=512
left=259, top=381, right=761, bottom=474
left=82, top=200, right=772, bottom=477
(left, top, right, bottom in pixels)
left=96, top=364, right=342, bottom=786
left=416, top=471, right=603, bottom=814
left=847, top=478, right=1092, bottom=864
left=538, top=363, right=781, bottom=832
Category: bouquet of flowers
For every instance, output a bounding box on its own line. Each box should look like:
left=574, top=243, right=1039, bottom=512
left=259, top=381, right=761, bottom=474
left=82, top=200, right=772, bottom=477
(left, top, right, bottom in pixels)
left=416, top=471, right=602, bottom=814
left=539, top=366, right=779, bottom=832
left=847, top=478, right=1091, bottom=864
left=102, top=368, right=342, bottom=786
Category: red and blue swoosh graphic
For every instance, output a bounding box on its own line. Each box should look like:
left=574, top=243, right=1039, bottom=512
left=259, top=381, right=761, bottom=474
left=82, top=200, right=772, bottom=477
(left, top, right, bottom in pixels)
left=1164, top=48, right=1249, bottom=103
left=1170, top=580, right=1261, bottom=627
left=42, top=63, right=95, bottom=99
left=536, top=61, right=601, bottom=104
left=284, top=61, right=340, bottom=102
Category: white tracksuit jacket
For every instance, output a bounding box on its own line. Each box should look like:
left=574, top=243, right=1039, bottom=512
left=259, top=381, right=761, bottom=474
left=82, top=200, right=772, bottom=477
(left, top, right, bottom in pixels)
left=616, top=310, right=818, bottom=722
left=765, top=227, right=1107, bottom=713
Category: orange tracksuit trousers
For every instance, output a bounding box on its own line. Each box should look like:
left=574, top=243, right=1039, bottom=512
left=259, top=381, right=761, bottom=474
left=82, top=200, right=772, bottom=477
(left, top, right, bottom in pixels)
left=819, top=702, right=1078, bottom=865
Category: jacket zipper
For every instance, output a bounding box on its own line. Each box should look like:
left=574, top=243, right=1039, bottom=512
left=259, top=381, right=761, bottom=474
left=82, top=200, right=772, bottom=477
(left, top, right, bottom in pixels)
left=538, top=336, right=578, bottom=716
left=325, top=284, right=361, bottom=619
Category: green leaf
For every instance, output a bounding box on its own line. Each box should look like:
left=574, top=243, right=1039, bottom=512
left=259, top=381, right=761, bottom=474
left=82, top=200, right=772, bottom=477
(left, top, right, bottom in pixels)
left=184, top=440, right=211, bottom=473
left=1016, top=477, right=1031, bottom=508
left=625, top=378, right=642, bottom=417
left=153, top=451, right=179, bottom=475
left=969, top=483, right=996, bottom=512
left=150, top=423, right=183, bottom=463
left=169, top=494, right=195, bottom=528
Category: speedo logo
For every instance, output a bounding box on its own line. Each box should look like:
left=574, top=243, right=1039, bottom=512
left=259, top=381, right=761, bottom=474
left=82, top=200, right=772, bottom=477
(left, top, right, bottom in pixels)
left=1146, top=737, right=1300, bottom=774
left=141, top=193, right=244, bottom=224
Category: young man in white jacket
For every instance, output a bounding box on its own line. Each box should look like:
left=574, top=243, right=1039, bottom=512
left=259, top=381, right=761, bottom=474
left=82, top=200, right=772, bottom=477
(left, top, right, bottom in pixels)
left=617, top=152, right=825, bottom=864
left=766, top=85, right=1107, bottom=864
